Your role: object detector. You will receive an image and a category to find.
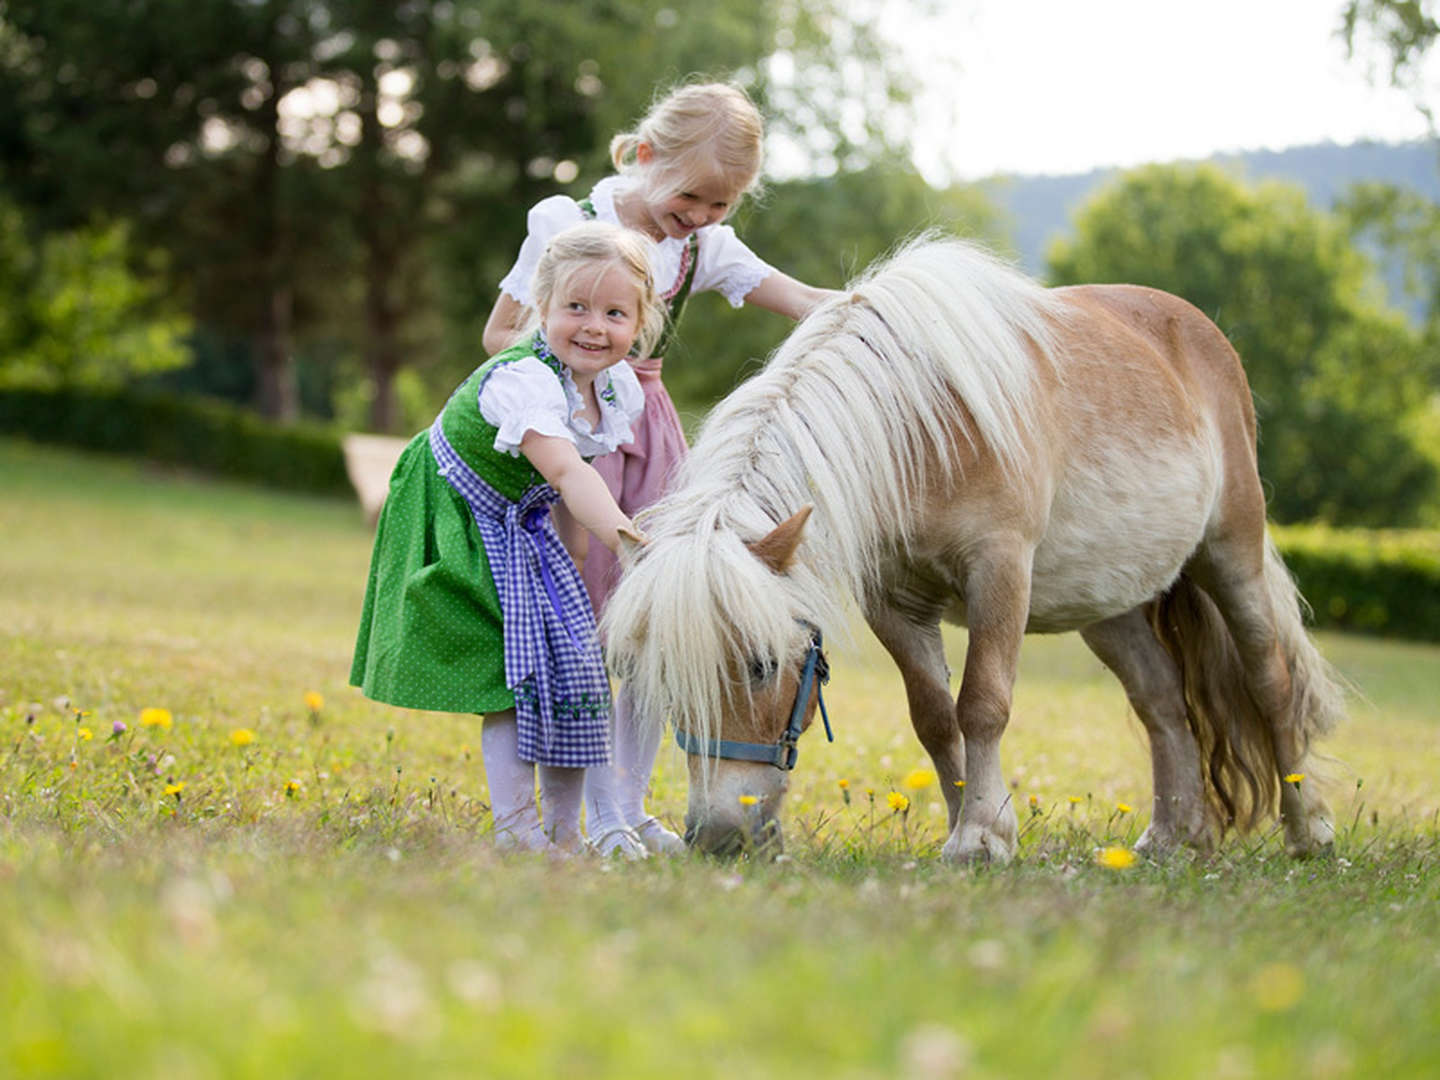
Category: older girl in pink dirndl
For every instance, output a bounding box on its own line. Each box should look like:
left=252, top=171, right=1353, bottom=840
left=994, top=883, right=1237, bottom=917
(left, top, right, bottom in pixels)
left=484, top=82, right=835, bottom=857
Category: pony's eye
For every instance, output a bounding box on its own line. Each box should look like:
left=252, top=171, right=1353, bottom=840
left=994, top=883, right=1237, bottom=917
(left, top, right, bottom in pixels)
left=748, top=655, right=778, bottom=685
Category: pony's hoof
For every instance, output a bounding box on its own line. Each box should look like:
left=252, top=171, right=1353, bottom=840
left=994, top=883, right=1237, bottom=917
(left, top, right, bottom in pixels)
left=942, top=826, right=1015, bottom=866
left=1283, top=812, right=1335, bottom=859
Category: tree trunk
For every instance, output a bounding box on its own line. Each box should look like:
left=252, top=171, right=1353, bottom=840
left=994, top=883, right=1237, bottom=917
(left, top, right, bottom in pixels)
left=366, top=258, right=400, bottom=434
left=256, top=282, right=298, bottom=422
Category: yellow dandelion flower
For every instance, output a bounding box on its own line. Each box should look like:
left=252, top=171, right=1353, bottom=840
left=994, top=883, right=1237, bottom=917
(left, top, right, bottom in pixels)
left=164, top=781, right=186, bottom=797
left=77, top=727, right=94, bottom=742
left=303, top=691, right=324, bottom=712
left=1068, top=795, right=1083, bottom=805
left=886, top=792, right=910, bottom=813
left=902, top=768, right=936, bottom=791
left=284, top=780, right=302, bottom=798
left=1028, top=793, right=1039, bottom=807
left=1115, top=802, right=1133, bottom=814
left=737, top=794, right=759, bottom=806
left=229, top=728, right=256, bottom=748
left=1284, top=772, right=1305, bottom=786
left=953, top=780, right=966, bottom=788
left=1097, top=846, right=1136, bottom=869
left=139, top=707, right=173, bottom=730
left=836, top=778, right=850, bottom=790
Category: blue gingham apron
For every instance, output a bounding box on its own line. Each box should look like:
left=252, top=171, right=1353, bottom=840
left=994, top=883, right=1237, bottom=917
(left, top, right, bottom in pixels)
left=429, top=420, right=611, bottom=767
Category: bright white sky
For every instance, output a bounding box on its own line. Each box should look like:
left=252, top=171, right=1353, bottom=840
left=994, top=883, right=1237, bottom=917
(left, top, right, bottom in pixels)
left=897, top=0, right=1434, bottom=182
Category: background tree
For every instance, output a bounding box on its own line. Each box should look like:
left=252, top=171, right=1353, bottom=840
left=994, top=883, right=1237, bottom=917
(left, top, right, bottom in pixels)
left=0, top=197, right=190, bottom=388
left=1048, top=164, right=1435, bottom=526
left=0, top=0, right=920, bottom=432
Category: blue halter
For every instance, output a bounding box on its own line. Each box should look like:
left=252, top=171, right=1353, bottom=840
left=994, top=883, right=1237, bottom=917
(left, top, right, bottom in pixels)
left=674, top=623, right=834, bottom=771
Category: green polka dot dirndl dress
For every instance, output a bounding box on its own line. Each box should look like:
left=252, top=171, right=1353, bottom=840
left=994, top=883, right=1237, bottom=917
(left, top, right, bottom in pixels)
left=349, top=339, right=619, bottom=767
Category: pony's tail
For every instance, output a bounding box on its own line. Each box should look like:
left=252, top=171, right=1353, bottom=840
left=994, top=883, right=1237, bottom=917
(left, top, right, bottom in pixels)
left=1149, top=534, right=1345, bottom=836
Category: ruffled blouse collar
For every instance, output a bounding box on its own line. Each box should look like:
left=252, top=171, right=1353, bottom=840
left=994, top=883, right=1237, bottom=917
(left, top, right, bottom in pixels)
left=532, top=331, right=634, bottom=452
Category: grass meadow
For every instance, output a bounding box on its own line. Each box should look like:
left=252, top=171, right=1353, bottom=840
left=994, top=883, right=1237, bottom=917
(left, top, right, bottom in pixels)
left=2, top=436, right=1439, bottom=1079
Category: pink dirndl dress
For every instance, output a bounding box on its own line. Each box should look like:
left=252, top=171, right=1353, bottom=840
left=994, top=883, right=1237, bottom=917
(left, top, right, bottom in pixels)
left=580, top=355, right=688, bottom=611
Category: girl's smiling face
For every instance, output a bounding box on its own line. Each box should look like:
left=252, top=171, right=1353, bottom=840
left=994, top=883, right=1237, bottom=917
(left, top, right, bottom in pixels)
left=540, top=262, right=642, bottom=379
left=642, top=173, right=741, bottom=241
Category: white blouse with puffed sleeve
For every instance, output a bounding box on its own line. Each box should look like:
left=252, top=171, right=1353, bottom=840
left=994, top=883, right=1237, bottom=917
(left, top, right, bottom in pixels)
left=478, top=354, right=645, bottom=460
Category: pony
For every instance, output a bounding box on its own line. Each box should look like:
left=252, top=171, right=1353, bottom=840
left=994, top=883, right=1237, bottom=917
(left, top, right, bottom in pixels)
left=604, top=235, right=1344, bottom=862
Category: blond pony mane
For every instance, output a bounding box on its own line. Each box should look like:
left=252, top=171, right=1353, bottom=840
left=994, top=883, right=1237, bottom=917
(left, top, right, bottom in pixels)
left=603, top=235, right=1069, bottom=745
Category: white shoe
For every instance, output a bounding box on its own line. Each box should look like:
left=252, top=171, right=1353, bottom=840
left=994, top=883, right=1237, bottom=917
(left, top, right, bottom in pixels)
left=589, top=826, right=650, bottom=860
left=633, top=816, right=686, bottom=855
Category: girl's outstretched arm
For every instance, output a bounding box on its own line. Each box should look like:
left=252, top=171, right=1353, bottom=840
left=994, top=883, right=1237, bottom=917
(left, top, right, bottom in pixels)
left=483, top=294, right=528, bottom=355
left=743, top=271, right=840, bottom=320
left=520, top=431, right=635, bottom=553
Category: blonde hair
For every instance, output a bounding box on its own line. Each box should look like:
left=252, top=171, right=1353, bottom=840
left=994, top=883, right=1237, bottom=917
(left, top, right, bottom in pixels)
left=609, top=81, right=764, bottom=211
left=529, top=221, right=665, bottom=360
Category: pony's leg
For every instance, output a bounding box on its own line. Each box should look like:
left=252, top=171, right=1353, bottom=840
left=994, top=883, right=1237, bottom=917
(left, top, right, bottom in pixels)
left=1080, top=607, right=1215, bottom=857
left=943, top=547, right=1031, bottom=865
left=866, top=596, right=964, bottom=831
left=1189, top=538, right=1334, bottom=856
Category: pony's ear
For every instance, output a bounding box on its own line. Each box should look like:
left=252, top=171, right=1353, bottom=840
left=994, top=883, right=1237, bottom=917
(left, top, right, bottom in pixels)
left=616, top=526, right=646, bottom=566
left=749, top=506, right=812, bottom=574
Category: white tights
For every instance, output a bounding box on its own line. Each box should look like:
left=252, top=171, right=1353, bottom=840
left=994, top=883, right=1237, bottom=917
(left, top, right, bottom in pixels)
left=481, top=713, right=585, bottom=852
left=584, top=686, right=684, bottom=855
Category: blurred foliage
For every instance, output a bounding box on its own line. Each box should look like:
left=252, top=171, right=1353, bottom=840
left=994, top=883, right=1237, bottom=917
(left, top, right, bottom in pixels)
left=0, top=198, right=191, bottom=388
left=0, top=0, right=917, bottom=430
left=1047, top=164, right=1438, bottom=526
left=1274, top=523, right=1440, bottom=640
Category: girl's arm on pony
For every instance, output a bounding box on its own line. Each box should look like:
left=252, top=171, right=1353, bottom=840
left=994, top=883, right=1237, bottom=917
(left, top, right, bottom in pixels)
left=520, top=431, right=636, bottom=555
left=550, top=502, right=588, bottom=573
left=482, top=294, right=528, bottom=356
left=744, top=271, right=840, bottom=320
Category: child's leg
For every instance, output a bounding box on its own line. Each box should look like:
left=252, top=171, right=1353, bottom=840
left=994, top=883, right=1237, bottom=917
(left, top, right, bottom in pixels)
left=611, top=685, right=685, bottom=854
left=537, top=765, right=588, bottom=853
left=481, top=712, right=546, bottom=851
left=583, top=738, right=648, bottom=859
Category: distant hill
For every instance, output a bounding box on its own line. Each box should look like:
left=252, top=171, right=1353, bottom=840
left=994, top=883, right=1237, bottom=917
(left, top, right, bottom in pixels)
left=981, top=140, right=1440, bottom=291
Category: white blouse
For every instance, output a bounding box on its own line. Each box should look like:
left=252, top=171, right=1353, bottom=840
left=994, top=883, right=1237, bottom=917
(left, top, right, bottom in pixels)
left=497, top=175, right=775, bottom=313
left=478, top=354, right=645, bottom=460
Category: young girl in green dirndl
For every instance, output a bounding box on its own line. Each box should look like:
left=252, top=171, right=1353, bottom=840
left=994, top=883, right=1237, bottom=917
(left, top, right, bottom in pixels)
left=351, top=222, right=663, bottom=855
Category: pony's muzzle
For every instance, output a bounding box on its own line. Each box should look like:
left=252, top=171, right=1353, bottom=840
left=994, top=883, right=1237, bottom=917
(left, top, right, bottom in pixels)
left=684, top=814, right=785, bottom=859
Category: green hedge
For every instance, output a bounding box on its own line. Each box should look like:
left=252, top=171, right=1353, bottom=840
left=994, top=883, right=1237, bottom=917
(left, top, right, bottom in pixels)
left=0, top=387, right=350, bottom=496
left=1274, top=524, right=1440, bottom=642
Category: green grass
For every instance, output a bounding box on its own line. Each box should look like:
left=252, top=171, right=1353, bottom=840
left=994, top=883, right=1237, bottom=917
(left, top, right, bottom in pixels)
left=2, top=436, right=1438, bottom=1079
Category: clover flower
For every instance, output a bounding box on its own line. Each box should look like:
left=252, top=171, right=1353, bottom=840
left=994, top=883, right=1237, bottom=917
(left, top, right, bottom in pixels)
left=111, top=720, right=127, bottom=739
